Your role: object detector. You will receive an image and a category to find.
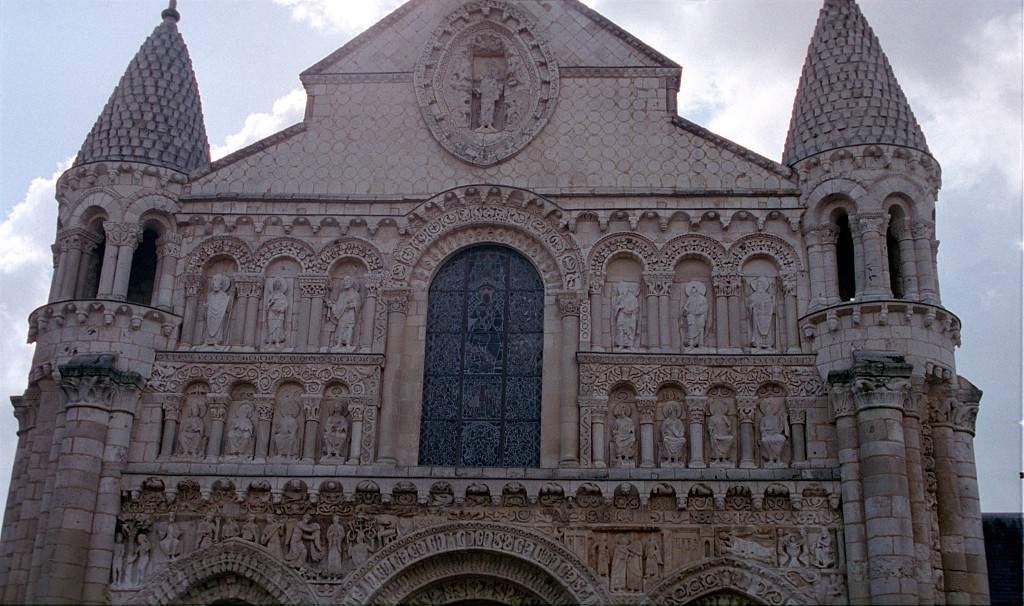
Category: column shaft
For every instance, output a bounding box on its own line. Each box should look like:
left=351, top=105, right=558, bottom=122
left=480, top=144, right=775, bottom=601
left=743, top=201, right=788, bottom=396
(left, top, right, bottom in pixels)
left=687, top=398, right=706, bottom=468
left=376, top=291, right=408, bottom=464
left=558, top=297, right=580, bottom=465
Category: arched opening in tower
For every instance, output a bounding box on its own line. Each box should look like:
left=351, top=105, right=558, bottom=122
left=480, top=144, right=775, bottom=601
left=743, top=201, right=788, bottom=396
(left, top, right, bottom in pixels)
left=834, top=213, right=856, bottom=301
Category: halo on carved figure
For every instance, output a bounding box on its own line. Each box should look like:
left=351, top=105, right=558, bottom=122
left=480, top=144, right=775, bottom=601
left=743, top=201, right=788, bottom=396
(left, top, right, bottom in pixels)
left=643, top=556, right=815, bottom=605
left=337, top=522, right=606, bottom=605
left=413, top=1, right=559, bottom=166
left=131, top=538, right=316, bottom=605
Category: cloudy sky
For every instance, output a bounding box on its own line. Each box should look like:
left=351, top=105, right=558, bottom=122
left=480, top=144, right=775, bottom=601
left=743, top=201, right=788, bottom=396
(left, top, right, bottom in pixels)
left=0, top=0, right=1020, bottom=512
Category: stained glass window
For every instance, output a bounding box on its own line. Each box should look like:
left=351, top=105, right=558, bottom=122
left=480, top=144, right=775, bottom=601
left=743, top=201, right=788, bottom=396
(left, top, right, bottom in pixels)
left=419, top=245, right=543, bottom=467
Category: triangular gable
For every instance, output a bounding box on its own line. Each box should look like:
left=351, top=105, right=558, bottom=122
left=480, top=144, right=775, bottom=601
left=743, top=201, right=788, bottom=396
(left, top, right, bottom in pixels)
left=301, top=0, right=678, bottom=77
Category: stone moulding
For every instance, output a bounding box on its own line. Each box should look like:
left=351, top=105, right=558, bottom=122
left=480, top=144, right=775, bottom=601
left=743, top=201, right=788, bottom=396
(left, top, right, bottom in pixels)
left=28, top=299, right=182, bottom=344
left=642, top=557, right=821, bottom=605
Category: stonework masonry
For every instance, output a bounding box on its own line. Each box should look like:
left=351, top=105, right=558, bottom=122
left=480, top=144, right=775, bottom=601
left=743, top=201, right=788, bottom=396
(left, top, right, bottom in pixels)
left=0, top=0, right=989, bottom=604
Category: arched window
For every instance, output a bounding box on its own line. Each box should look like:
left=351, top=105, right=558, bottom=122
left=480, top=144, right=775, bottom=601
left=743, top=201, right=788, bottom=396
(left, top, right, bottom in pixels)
left=834, top=212, right=856, bottom=301
left=886, top=208, right=905, bottom=299
left=419, top=245, right=543, bottom=467
left=126, top=227, right=159, bottom=305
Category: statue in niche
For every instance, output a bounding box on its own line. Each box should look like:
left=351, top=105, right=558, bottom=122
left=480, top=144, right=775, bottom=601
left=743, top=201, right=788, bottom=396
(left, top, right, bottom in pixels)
left=812, top=530, right=835, bottom=568
left=221, top=517, right=240, bottom=541
left=260, top=516, right=285, bottom=561
left=321, top=408, right=350, bottom=460
left=643, top=536, right=663, bottom=580
left=272, top=397, right=301, bottom=459
left=203, top=274, right=233, bottom=346
left=611, top=535, right=643, bottom=592
left=328, top=276, right=362, bottom=352
left=748, top=276, right=776, bottom=349
left=196, top=515, right=217, bottom=550
left=707, top=398, right=735, bottom=465
left=112, top=528, right=127, bottom=586
left=780, top=529, right=807, bottom=567
left=225, top=403, right=255, bottom=458
left=264, top=277, right=290, bottom=348
left=285, top=514, right=324, bottom=566
left=681, top=280, right=709, bottom=349
left=596, top=536, right=611, bottom=577
left=450, top=33, right=519, bottom=133
left=325, top=515, right=346, bottom=574
left=759, top=397, right=789, bottom=466
left=660, top=401, right=687, bottom=466
left=612, top=282, right=641, bottom=350
left=123, top=536, right=138, bottom=587
left=611, top=404, right=636, bottom=466
left=133, top=533, right=151, bottom=586
left=241, top=515, right=259, bottom=543
left=177, top=399, right=205, bottom=458
left=159, top=514, right=183, bottom=560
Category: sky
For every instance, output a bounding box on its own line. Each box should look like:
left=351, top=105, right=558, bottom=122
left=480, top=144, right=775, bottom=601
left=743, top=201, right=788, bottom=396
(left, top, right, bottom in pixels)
left=0, top=0, right=1020, bottom=512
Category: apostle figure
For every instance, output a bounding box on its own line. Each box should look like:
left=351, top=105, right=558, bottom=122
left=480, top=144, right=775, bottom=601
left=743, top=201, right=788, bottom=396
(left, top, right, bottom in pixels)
left=112, top=529, right=127, bottom=586
left=203, top=274, right=233, bottom=346
left=325, top=515, right=346, bottom=574
left=611, top=404, right=636, bottom=466
left=707, top=398, right=735, bottom=465
left=759, top=397, right=789, bottom=466
left=133, top=533, right=151, bottom=586
left=177, top=399, right=205, bottom=458
left=225, top=403, right=255, bottom=458
left=329, top=276, right=361, bottom=351
left=660, top=401, right=687, bottom=465
left=681, top=280, right=709, bottom=348
left=748, top=276, right=776, bottom=349
left=612, top=282, right=640, bottom=350
left=264, top=277, right=290, bottom=347
left=196, top=514, right=217, bottom=550
left=285, top=514, right=324, bottom=566
left=260, top=516, right=285, bottom=561
left=643, top=535, right=663, bottom=580
left=160, top=513, right=183, bottom=560
left=241, top=515, right=259, bottom=543
left=321, top=409, right=349, bottom=460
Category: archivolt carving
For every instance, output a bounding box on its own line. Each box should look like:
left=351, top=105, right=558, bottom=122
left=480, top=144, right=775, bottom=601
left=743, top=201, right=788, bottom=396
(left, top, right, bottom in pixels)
left=131, top=539, right=315, bottom=605
left=588, top=233, right=659, bottom=284
left=644, top=557, right=812, bottom=605
left=727, top=234, right=803, bottom=274
left=338, top=522, right=605, bottom=605
left=391, top=186, right=582, bottom=291
left=252, top=237, right=317, bottom=273
left=315, top=237, right=385, bottom=273
left=661, top=234, right=730, bottom=273
left=184, top=236, right=253, bottom=273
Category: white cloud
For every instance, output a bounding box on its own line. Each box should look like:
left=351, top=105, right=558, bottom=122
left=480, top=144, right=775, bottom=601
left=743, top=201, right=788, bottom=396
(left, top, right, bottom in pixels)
left=210, top=88, right=308, bottom=160
left=273, top=0, right=406, bottom=33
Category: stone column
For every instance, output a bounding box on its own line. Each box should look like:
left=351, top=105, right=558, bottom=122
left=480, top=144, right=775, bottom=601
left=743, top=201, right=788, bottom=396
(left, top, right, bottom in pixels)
left=787, top=398, right=809, bottom=466
left=241, top=277, right=263, bottom=347
left=591, top=406, right=607, bottom=469
left=205, top=396, right=228, bottom=460
left=158, top=395, right=182, bottom=459
left=179, top=274, right=202, bottom=346
left=300, top=277, right=328, bottom=350
left=805, top=224, right=836, bottom=308
left=55, top=230, right=90, bottom=300
left=902, top=384, right=934, bottom=605
left=96, top=222, right=123, bottom=298
left=254, top=397, right=274, bottom=461
left=856, top=214, right=889, bottom=300
left=362, top=285, right=378, bottom=351
left=643, top=274, right=659, bottom=349
left=737, top=398, right=757, bottom=469
left=589, top=284, right=604, bottom=351
left=892, top=219, right=919, bottom=300
left=951, top=382, right=989, bottom=604
left=376, top=289, right=408, bottom=464
left=153, top=233, right=182, bottom=311
left=781, top=274, right=800, bottom=352
left=912, top=221, right=939, bottom=304
left=637, top=398, right=656, bottom=468
left=847, top=353, right=917, bottom=603
left=725, top=276, right=742, bottom=348
left=557, top=293, right=581, bottom=465
left=301, top=394, right=321, bottom=461
left=828, top=379, right=870, bottom=604
left=103, top=222, right=141, bottom=301
left=48, top=243, right=63, bottom=303
left=347, top=402, right=364, bottom=465
left=686, top=397, right=707, bottom=468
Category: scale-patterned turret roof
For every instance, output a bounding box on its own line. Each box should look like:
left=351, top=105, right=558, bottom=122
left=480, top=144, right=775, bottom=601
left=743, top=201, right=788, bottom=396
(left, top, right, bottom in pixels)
left=782, top=0, right=929, bottom=166
left=74, top=3, right=209, bottom=173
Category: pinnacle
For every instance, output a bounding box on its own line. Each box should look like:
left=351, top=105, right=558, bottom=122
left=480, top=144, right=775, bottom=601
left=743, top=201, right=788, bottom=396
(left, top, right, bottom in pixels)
left=782, top=0, right=930, bottom=166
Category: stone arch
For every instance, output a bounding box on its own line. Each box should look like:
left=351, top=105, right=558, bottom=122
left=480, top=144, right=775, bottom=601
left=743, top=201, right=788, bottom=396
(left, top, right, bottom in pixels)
left=65, top=188, right=124, bottom=226
left=661, top=233, right=729, bottom=274
left=338, top=522, right=606, bottom=605
left=123, top=192, right=180, bottom=224
left=184, top=236, right=253, bottom=274
left=867, top=173, right=932, bottom=216
left=315, top=236, right=386, bottom=273
left=805, top=177, right=869, bottom=223
left=728, top=234, right=803, bottom=275
left=588, top=233, right=659, bottom=284
left=252, top=237, right=317, bottom=273
left=643, top=557, right=812, bottom=605
left=133, top=539, right=315, bottom=605
left=391, top=185, right=584, bottom=291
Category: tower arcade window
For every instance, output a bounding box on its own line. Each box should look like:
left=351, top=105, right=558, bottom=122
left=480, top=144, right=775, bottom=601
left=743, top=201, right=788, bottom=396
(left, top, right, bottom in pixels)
left=886, top=208, right=905, bottom=299
left=418, top=245, right=543, bottom=467
left=834, top=213, right=856, bottom=302
left=126, top=227, right=159, bottom=305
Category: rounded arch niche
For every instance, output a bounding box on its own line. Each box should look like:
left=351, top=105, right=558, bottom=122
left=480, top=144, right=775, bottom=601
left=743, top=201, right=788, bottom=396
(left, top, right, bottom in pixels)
left=419, top=244, right=544, bottom=467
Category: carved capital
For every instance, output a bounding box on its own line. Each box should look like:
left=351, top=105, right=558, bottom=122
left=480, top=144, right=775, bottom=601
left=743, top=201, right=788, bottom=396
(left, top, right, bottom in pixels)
left=855, top=214, right=887, bottom=237
left=827, top=382, right=855, bottom=420
left=57, top=354, right=142, bottom=411
left=161, top=394, right=183, bottom=421
left=156, top=232, right=183, bottom=258
left=736, top=399, right=756, bottom=423
left=206, top=399, right=228, bottom=422
left=636, top=398, right=656, bottom=423
left=911, top=220, right=935, bottom=240
left=182, top=273, right=203, bottom=297
left=103, top=221, right=142, bottom=247
left=56, top=227, right=102, bottom=252
left=711, top=273, right=741, bottom=297
left=556, top=292, right=582, bottom=317
left=686, top=396, right=708, bottom=420
left=348, top=403, right=365, bottom=422
left=382, top=289, right=410, bottom=315
left=254, top=397, right=275, bottom=422
left=297, top=276, right=329, bottom=298
left=806, top=223, right=839, bottom=245
left=301, top=394, right=321, bottom=421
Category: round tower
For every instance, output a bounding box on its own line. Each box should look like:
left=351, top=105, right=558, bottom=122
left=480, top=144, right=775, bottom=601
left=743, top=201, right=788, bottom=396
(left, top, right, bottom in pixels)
left=785, top=1, right=987, bottom=604
left=2, top=3, right=209, bottom=603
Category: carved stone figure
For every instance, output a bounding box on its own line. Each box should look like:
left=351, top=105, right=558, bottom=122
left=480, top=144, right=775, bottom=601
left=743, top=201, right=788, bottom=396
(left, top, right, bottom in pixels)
left=780, top=529, right=807, bottom=567
left=707, top=398, right=735, bottom=465
left=123, top=536, right=138, bottom=588
left=812, top=530, right=836, bottom=568
left=177, top=398, right=205, bottom=458
left=241, top=515, right=259, bottom=543
left=329, top=276, right=362, bottom=351
left=285, top=514, right=324, bottom=566
left=326, top=515, right=346, bottom=574
left=112, top=528, right=127, bottom=586
left=273, top=398, right=301, bottom=459
left=612, top=282, right=641, bottom=350
left=759, top=397, right=789, bottom=466
left=596, top=537, right=611, bottom=577
left=611, top=535, right=643, bottom=592
left=721, top=531, right=776, bottom=565
left=264, top=277, right=290, bottom=347
left=260, top=516, right=285, bottom=561
left=321, top=409, right=349, bottom=460
left=133, top=533, right=151, bottom=586
left=203, top=274, right=233, bottom=346
left=225, top=403, right=255, bottom=457
left=221, top=517, right=241, bottom=541
left=611, top=404, right=636, bottom=466
left=196, top=515, right=217, bottom=550
left=159, top=514, right=183, bottom=560
left=660, top=401, right=687, bottom=466
left=643, top=536, right=663, bottom=579
left=681, top=280, right=709, bottom=348
left=748, top=276, right=776, bottom=349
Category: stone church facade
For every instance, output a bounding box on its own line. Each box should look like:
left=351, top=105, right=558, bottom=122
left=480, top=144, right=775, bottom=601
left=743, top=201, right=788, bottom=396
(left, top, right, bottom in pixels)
left=0, top=0, right=990, bottom=604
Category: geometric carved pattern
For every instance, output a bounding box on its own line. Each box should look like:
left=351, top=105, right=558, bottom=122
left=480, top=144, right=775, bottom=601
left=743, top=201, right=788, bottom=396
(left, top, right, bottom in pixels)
left=645, top=557, right=815, bottom=606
